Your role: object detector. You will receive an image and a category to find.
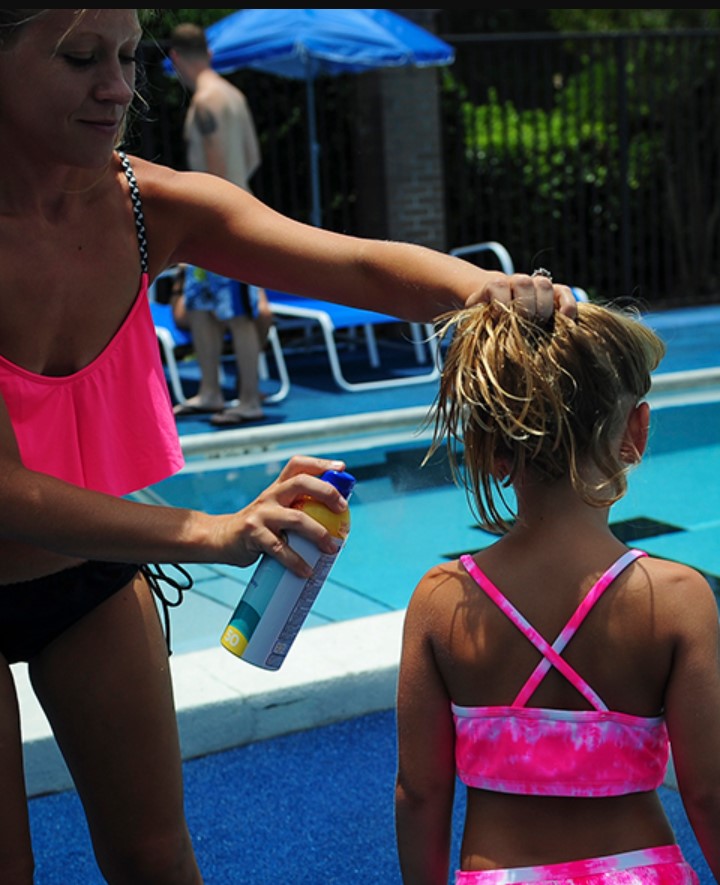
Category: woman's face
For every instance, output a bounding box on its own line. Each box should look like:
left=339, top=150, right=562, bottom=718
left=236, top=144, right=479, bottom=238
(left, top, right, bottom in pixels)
left=0, top=9, right=142, bottom=169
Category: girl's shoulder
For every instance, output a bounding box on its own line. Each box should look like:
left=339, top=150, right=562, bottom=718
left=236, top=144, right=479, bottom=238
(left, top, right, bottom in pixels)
left=637, top=554, right=714, bottom=599
left=407, top=556, right=499, bottom=625
left=633, top=554, right=718, bottom=638
left=414, top=557, right=469, bottom=589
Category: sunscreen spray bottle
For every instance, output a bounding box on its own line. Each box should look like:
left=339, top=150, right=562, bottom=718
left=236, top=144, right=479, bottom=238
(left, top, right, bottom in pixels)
left=220, top=469, right=355, bottom=670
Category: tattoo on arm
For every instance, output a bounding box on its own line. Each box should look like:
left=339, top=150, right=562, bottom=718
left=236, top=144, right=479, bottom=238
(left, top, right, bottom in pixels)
left=195, top=106, right=219, bottom=137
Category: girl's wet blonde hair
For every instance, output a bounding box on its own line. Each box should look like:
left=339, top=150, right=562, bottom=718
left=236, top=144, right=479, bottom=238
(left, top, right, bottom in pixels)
left=427, top=300, right=666, bottom=534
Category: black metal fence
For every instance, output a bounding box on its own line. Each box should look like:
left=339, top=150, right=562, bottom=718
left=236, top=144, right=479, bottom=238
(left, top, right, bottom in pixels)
left=441, top=30, right=720, bottom=307
left=133, top=30, right=720, bottom=309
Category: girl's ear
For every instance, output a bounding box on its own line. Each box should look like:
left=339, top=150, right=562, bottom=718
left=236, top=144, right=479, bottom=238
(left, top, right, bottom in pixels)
left=620, top=401, right=650, bottom=464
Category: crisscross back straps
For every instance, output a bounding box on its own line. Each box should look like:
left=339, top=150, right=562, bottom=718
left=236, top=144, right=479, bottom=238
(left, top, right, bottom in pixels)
left=460, top=548, right=647, bottom=711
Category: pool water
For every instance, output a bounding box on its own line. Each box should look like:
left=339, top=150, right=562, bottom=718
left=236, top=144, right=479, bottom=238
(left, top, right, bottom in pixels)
left=141, top=394, right=720, bottom=654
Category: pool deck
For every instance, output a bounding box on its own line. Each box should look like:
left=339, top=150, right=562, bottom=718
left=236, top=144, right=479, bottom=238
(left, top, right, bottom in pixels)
left=18, top=303, right=720, bottom=800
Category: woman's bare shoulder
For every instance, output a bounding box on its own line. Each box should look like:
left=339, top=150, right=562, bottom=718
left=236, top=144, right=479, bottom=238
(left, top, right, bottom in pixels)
left=122, top=154, right=197, bottom=200
left=119, top=155, right=243, bottom=274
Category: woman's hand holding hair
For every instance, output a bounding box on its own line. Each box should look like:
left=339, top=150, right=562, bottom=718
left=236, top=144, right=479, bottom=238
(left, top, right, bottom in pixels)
left=465, top=272, right=578, bottom=321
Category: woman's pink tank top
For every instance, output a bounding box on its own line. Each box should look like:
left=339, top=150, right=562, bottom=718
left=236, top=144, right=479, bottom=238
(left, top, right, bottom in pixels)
left=0, top=154, right=184, bottom=497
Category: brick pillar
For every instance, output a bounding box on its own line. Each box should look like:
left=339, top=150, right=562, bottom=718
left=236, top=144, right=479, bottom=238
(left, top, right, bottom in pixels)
left=354, top=9, right=448, bottom=251
left=380, top=66, right=446, bottom=250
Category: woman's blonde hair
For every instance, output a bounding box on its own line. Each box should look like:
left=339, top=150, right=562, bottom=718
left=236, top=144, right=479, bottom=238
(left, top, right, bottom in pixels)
left=0, top=10, right=48, bottom=45
left=0, top=9, right=155, bottom=42
left=427, top=300, right=666, bottom=534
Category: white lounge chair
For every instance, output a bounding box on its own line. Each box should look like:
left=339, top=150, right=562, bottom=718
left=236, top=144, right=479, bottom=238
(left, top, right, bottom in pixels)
left=266, top=290, right=440, bottom=393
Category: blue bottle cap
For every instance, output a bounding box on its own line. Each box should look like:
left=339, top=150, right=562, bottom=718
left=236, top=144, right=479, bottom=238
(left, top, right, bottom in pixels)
left=321, top=469, right=356, bottom=500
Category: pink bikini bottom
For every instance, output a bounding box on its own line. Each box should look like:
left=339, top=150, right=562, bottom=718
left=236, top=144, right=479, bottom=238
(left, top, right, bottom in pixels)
left=455, top=846, right=699, bottom=885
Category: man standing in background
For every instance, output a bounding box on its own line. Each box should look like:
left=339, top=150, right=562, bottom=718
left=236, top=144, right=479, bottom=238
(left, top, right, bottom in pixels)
left=169, top=23, right=273, bottom=426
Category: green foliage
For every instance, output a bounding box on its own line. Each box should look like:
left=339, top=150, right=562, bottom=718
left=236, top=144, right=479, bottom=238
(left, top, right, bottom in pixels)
left=456, top=63, right=618, bottom=205
left=456, top=34, right=718, bottom=198
left=547, top=9, right=720, bottom=32
left=437, top=9, right=720, bottom=34
left=442, top=28, right=720, bottom=300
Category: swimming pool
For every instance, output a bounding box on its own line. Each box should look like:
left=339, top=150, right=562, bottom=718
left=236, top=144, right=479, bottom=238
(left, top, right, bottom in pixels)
left=138, top=380, right=720, bottom=655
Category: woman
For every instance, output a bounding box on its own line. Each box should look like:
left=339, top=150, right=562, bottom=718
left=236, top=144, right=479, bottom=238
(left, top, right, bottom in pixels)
left=0, top=10, right=576, bottom=883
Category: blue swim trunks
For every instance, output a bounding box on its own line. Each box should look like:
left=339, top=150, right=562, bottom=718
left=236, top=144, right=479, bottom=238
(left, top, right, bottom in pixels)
left=184, top=266, right=259, bottom=322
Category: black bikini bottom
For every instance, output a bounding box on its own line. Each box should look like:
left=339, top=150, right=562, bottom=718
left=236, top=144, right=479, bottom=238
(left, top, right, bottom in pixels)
left=0, top=561, right=193, bottom=663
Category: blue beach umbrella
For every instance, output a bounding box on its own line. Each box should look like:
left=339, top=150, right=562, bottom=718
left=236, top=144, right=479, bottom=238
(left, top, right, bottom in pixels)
left=204, top=8, right=455, bottom=226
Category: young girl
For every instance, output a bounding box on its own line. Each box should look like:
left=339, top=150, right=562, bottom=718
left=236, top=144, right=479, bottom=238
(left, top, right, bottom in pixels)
left=0, top=9, right=579, bottom=884
left=395, top=300, right=720, bottom=883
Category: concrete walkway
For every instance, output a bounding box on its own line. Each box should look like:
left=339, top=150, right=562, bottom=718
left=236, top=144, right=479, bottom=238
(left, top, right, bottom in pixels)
left=18, top=610, right=406, bottom=798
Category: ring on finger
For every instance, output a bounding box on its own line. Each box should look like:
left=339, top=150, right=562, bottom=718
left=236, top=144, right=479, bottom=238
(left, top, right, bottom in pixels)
left=531, top=267, right=553, bottom=282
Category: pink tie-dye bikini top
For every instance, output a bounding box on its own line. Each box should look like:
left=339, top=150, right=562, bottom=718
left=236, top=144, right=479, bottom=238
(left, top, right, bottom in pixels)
left=453, top=548, right=670, bottom=798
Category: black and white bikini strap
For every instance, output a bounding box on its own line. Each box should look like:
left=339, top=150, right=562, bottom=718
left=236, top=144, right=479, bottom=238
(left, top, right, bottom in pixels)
left=117, top=151, right=149, bottom=275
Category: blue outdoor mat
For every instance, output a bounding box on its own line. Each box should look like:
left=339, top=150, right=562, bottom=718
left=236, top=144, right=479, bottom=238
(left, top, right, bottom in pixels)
left=29, top=710, right=712, bottom=885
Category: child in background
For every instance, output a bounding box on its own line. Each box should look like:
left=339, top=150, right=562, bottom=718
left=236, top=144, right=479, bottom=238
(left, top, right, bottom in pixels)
left=395, top=299, right=720, bottom=883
